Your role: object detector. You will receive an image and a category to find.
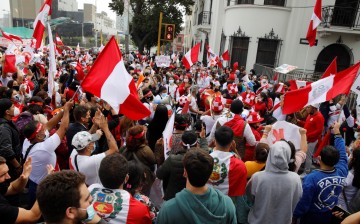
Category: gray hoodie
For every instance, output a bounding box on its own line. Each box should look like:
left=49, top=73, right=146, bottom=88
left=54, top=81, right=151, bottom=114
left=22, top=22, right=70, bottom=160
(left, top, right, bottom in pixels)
left=246, top=141, right=302, bottom=224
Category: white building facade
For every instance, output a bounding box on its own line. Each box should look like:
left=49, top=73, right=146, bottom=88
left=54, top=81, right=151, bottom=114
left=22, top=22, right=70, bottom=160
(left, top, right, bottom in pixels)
left=58, top=0, right=78, bottom=12
left=190, top=0, right=360, bottom=73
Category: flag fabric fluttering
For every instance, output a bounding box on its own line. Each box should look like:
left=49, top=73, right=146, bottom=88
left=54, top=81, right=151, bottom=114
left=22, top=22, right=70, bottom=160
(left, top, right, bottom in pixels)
left=206, top=44, right=219, bottom=67
left=163, top=112, right=175, bottom=160
left=1, top=29, right=23, bottom=43
left=321, top=57, right=337, bottom=78
left=221, top=50, right=230, bottom=61
left=55, top=34, right=64, bottom=46
left=81, top=37, right=151, bottom=120
left=306, top=0, right=322, bottom=47
left=182, top=43, right=200, bottom=69
left=283, top=62, right=360, bottom=114
left=33, top=0, right=52, bottom=49
left=47, top=23, right=57, bottom=97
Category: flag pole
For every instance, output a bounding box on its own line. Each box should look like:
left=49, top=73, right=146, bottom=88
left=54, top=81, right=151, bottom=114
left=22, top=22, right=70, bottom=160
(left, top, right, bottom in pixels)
left=303, top=45, right=310, bottom=76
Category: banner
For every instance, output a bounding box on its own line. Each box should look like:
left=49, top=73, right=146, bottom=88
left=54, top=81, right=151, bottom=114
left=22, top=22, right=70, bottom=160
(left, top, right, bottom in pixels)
left=155, top=55, right=171, bottom=67
left=274, top=64, right=298, bottom=74
left=266, top=121, right=301, bottom=150
left=163, top=112, right=175, bottom=160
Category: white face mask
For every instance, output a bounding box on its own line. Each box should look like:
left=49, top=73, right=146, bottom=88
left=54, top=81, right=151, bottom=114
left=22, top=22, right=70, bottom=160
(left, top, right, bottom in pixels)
left=169, top=80, right=174, bottom=84
left=354, top=132, right=359, bottom=139
left=184, top=79, right=189, bottom=83
left=13, top=107, right=20, bottom=117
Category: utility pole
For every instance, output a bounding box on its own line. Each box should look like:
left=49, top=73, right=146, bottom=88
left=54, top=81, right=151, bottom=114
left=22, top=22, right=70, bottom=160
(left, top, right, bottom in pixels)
left=125, top=0, right=130, bottom=53
left=157, top=12, right=163, bottom=56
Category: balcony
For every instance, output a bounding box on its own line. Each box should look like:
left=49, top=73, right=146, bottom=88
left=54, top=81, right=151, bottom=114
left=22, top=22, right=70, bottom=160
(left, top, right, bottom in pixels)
left=198, top=11, right=211, bottom=25
left=318, top=6, right=360, bottom=36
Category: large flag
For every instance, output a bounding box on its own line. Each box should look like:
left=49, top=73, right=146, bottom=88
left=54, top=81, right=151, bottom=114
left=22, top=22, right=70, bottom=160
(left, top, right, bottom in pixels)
left=222, top=50, right=230, bottom=61
left=81, top=37, right=151, bottom=120
left=182, top=43, right=200, bottom=69
left=283, top=62, right=360, bottom=114
left=3, top=55, right=26, bottom=73
left=288, top=79, right=312, bottom=91
left=1, top=29, right=23, bottom=43
left=22, top=44, right=35, bottom=65
left=47, top=23, right=56, bottom=97
left=306, top=0, right=322, bottom=47
left=55, top=34, right=64, bottom=46
left=321, top=57, right=337, bottom=78
left=33, top=0, right=52, bottom=49
left=70, top=61, right=85, bottom=81
left=163, top=112, right=175, bottom=160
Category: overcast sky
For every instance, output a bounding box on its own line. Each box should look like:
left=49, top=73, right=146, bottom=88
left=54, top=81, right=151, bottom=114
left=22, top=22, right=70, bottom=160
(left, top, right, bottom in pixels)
left=0, top=0, right=117, bottom=21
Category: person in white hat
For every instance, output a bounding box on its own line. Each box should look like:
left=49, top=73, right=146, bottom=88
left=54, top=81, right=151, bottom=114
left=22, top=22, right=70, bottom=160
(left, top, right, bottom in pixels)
left=69, top=114, right=119, bottom=186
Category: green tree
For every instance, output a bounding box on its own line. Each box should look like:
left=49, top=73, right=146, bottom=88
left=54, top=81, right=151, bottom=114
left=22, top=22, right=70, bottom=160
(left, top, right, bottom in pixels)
left=109, top=0, right=194, bottom=53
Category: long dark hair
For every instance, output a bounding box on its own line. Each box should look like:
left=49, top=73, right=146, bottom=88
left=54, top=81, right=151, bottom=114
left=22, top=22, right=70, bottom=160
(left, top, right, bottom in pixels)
left=147, top=104, right=168, bottom=150
left=281, top=139, right=296, bottom=172
left=124, top=160, right=145, bottom=196
left=350, top=148, right=360, bottom=188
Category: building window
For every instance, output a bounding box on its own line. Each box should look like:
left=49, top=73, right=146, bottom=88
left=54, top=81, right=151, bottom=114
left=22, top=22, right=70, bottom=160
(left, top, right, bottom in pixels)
left=264, top=0, right=286, bottom=7
left=237, top=0, right=255, bottom=4
left=255, top=29, right=282, bottom=68
left=230, top=26, right=250, bottom=68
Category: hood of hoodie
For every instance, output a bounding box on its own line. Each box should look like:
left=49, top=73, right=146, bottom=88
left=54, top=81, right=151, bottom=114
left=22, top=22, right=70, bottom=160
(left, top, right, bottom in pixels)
left=175, top=188, right=227, bottom=223
left=265, top=141, right=291, bottom=173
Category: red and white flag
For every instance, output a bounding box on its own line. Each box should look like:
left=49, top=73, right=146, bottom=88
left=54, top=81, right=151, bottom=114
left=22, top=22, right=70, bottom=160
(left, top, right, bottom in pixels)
left=21, top=44, right=35, bottom=65
left=71, top=61, right=85, bottom=81
left=47, top=23, right=56, bottom=97
left=163, top=112, right=175, bottom=160
left=55, top=34, right=64, bottom=46
left=3, top=55, right=26, bottom=73
left=306, top=0, right=322, bottom=47
left=75, top=43, right=80, bottom=54
left=54, top=43, right=62, bottom=56
left=1, top=29, right=23, bottom=43
left=182, top=43, right=200, bottom=69
left=81, top=37, right=151, bottom=120
left=33, top=0, right=52, bottom=49
left=288, top=79, right=312, bottom=91
left=283, top=62, right=360, bottom=114
left=206, top=44, right=219, bottom=67
left=208, top=150, right=247, bottom=196
left=222, top=50, right=230, bottom=61
left=273, top=72, right=279, bottom=82
left=321, top=57, right=337, bottom=78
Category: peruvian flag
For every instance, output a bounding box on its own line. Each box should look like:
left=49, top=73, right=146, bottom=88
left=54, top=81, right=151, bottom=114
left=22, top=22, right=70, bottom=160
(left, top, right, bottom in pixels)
left=163, top=112, right=175, bottom=160
left=206, top=44, right=219, bottom=67
left=288, top=80, right=312, bottom=91
left=3, top=55, right=26, bottom=73
left=33, top=0, right=52, bottom=49
left=81, top=37, right=151, bottom=120
left=54, top=43, right=62, bottom=56
left=1, top=29, right=23, bottom=43
left=182, top=43, right=200, bottom=69
left=55, top=34, right=64, bottom=46
left=208, top=150, right=247, bottom=196
left=273, top=72, right=279, bottom=82
left=222, top=50, right=230, bottom=61
left=321, top=57, right=337, bottom=78
left=283, top=62, right=360, bottom=114
left=306, top=0, right=322, bottom=47
left=70, top=62, right=85, bottom=81
left=47, top=22, right=56, bottom=97
left=272, top=98, right=286, bottom=121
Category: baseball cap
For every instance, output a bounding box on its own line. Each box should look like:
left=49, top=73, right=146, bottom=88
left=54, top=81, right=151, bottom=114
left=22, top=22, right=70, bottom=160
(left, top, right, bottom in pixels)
left=72, top=131, right=100, bottom=150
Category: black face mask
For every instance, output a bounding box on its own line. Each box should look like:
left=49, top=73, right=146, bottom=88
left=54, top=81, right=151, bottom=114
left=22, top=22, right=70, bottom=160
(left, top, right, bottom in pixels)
left=13, top=86, right=20, bottom=91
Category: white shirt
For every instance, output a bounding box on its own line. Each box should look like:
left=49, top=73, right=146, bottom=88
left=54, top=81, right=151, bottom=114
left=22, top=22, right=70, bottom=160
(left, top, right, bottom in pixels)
left=70, top=150, right=106, bottom=186
left=165, top=83, right=178, bottom=99
left=208, top=112, right=256, bottom=146
left=189, top=95, right=199, bottom=115
left=22, top=133, right=61, bottom=184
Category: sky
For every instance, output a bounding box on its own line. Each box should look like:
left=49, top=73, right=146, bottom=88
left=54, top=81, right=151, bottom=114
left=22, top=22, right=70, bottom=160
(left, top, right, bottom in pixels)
left=0, top=0, right=117, bottom=21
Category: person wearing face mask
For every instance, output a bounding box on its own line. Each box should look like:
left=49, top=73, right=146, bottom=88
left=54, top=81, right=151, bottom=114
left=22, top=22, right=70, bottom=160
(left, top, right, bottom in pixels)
left=0, top=99, right=23, bottom=184
left=176, top=75, right=191, bottom=101
left=154, top=86, right=171, bottom=109
left=89, top=153, right=152, bottom=223
left=69, top=114, right=119, bottom=186
left=5, top=88, right=25, bottom=122
left=37, top=170, right=107, bottom=224
left=165, top=76, right=178, bottom=101
left=22, top=100, right=74, bottom=206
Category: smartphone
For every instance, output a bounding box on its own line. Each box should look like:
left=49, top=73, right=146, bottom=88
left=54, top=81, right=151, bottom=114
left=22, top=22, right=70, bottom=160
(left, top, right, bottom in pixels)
left=332, top=205, right=351, bottom=219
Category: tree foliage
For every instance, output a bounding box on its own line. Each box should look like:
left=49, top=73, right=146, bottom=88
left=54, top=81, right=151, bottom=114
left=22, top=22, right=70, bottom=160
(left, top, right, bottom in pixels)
left=109, top=0, right=194, bottom=53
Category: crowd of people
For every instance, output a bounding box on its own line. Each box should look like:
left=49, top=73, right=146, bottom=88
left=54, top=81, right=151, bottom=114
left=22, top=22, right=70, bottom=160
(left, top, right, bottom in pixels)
left=0, top=46, right=359, bottom=224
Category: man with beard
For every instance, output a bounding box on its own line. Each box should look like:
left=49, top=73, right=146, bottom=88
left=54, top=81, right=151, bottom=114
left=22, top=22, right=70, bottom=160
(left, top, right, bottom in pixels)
left=37, top=170, right=107, bottom=224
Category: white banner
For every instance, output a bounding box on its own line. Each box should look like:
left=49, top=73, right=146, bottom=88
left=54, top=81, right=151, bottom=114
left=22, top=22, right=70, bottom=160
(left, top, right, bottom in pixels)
left=163, top=112, right=175, bottom=160
left=351, top=74, right=360, bottom=95
left=155, top=55, right=171, bottom=67
left=266, top=121, right=301, bottom=150
left=274, top=64, right=298, bottom=74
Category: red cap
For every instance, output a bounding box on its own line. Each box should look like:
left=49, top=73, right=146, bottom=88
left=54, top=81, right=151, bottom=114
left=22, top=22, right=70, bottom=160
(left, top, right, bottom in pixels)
left=247, top=112, right=264, bottom=124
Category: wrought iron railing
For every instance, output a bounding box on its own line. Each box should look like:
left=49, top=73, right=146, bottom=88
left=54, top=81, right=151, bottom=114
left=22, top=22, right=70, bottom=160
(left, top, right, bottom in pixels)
left=237, top=0, right=255, bottom=4
left=321, top=6, right=360, bottom=29
left=198, top=11, right=211, bottom=25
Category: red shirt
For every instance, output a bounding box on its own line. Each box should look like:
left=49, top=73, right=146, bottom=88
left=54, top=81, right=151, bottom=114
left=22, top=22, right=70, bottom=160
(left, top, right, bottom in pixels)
left=302, top=112, right=325, bottom=143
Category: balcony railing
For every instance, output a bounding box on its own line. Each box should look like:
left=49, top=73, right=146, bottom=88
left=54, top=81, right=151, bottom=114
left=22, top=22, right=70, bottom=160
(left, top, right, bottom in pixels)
left=237, top=0, right=254, bottom=4
left=264, top=0, right=286, bottom=7
left=321, top=6, right=360, bottom=29
left=198, top=11, right=211, bottom=25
